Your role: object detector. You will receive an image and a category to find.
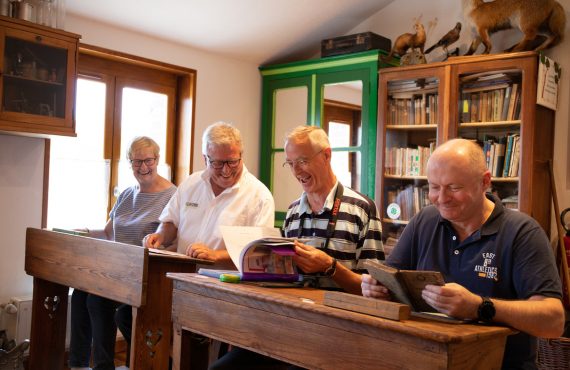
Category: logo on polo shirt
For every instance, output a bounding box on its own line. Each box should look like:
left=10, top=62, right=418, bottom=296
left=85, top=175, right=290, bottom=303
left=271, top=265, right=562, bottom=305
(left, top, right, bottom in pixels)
left=474, top=252, right=498, bottom=281
left=186, top=202, right=199, bottom=207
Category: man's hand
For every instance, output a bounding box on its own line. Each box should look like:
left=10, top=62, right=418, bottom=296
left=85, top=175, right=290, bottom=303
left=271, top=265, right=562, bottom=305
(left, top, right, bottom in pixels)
left=421, top=283, right=481, bottom=319
left=293, top=240, right=332, bottom=273
left=187, top=243, right=218, bottom=262
left=143, top=233, right=163, bottom=249
left=361, top=274, right=391, bottom=300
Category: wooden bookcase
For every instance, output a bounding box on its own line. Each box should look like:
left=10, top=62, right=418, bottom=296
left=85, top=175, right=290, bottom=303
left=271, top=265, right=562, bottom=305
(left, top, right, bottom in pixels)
left=376, top=52, right=555, bottom=252
left=0, top=16, right=80, bottom=137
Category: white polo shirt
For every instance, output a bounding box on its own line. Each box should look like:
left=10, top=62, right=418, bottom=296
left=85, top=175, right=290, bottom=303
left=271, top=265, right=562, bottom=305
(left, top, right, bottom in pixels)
left=159, top=166, right=275, bottom=253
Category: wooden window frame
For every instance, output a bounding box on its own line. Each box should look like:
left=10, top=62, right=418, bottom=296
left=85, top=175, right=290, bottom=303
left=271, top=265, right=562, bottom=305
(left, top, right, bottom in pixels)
left=42, top=43, right=197, bottom=226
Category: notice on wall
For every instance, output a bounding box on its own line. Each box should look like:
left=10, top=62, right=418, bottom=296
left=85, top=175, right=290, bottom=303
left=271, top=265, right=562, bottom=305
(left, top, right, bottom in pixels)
left=536, top=54, right=561, bottom=110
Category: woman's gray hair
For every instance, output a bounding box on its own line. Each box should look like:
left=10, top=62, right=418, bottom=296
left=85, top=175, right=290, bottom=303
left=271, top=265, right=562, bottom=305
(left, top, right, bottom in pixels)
left=202, top=121, right=243, bottom=154
left=285, top=125, right=330, bottom=152
left=127, top=136, right=160, bottom=160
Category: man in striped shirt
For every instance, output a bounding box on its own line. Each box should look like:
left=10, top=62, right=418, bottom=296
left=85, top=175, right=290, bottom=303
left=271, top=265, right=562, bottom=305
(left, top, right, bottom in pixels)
left=209, top=127, right=385, bottom=369
left=283, top=125, right=384, bottom=294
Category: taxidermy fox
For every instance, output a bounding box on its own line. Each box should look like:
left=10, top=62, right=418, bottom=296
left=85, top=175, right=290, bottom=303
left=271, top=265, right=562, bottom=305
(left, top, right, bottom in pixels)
left=463, top=0, right=566, bottom=54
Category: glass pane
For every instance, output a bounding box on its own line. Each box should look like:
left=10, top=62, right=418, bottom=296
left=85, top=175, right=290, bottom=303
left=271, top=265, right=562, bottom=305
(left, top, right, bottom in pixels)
left=323, top=81, right=362, bottom=147
left=118, top=87, right=170, bottom=192
left=272, top=151, right=304, bottom=212
left=274, top=87, right=308, bottom=148
left=381, top=76, right=440, bottom=251
left=457, top=70, right=522, bottom=210
left=47, top=78, right=108, bottom=229
left=331, top=149, right=360, bottom=191
left=3, top=36, right=67, bottom=117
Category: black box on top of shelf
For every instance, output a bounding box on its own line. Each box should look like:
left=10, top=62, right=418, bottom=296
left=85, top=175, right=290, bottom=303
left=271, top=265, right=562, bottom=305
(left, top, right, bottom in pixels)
left=321, top=32, right=391, bottom=58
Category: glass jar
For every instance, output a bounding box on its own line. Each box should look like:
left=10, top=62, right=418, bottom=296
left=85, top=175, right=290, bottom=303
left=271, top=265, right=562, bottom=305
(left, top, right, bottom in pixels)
left=0, top=0, right=10, bottom=16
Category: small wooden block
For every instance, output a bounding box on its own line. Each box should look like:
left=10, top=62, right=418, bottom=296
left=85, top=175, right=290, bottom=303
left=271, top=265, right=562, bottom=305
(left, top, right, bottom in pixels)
left=324, top=291, right=410, bottom=321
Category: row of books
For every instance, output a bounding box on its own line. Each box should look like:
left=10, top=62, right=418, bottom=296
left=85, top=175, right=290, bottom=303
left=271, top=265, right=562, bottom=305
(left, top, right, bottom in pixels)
left=460, top=82, right=521, bottom=123
left=481, top=134, right=520, bottom=178
left=387, top=93, right=439, bottom=125
left=385, top=184, right=430, bottom=222
left=384, top=144, right=435, bottom=177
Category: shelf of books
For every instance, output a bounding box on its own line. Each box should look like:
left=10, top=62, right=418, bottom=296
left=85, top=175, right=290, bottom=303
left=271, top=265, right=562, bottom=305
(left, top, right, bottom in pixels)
left=377, top=52, right=556, bottom=249
left=377, top=69, right=446, bottom=256
left=457, top=69, right=523, bottom=211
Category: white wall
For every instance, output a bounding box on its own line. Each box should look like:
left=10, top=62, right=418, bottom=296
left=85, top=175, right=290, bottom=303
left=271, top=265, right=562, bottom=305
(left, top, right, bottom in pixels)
left=0, top=134, right=44, bottom=337
left=350, top=0, right=570, bottom=230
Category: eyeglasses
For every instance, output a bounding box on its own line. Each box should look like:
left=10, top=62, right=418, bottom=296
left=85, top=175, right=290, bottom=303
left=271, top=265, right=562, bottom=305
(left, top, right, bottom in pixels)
left=282, top=149, right=324, bottom=169
left=130, top=157, right=157, bottom=167
left=207, top=156, right=242, bottom=169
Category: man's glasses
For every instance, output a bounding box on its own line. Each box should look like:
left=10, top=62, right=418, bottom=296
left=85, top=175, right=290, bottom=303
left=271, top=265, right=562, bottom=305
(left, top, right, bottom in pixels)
left=130, top=157, right=157, bottom=167
left=207, top=156, right=241, bottom=169
left=282, top=149, right=324, bottom=169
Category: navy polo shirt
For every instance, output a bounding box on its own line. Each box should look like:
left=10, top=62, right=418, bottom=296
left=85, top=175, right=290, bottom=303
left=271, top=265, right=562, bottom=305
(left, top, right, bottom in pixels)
left=387, top=195, right=562, bottom=370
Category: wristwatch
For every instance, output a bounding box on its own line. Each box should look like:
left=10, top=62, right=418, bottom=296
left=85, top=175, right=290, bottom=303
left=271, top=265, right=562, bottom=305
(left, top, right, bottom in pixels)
left=324, top=258, right=337, bottom=277
left=477, top=296, right=496, bottom=322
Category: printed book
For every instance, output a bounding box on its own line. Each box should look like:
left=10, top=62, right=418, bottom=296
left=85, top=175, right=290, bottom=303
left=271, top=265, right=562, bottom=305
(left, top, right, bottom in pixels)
left=364, top=260, right=444, bottom=313
left=220, top=226, right=305, bottom=282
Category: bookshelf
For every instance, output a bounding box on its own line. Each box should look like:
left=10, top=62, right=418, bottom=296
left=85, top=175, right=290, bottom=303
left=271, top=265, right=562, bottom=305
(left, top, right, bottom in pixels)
left=376, top=52, right=555, bottom=252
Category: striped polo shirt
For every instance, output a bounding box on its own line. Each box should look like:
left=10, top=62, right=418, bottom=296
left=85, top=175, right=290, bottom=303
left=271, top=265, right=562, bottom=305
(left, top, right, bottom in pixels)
left=110, top=185, right=176, bottom=246
left=283, top=182, right=384, bottom=272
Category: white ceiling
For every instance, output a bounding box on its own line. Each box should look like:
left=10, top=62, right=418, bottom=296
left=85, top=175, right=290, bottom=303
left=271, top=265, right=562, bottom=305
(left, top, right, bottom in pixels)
left=66, top=0, right=393, bottom=65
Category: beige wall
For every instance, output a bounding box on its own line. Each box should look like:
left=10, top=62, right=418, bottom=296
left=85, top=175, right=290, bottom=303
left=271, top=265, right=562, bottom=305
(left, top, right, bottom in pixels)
left=0, top=134, right=44, bottom=337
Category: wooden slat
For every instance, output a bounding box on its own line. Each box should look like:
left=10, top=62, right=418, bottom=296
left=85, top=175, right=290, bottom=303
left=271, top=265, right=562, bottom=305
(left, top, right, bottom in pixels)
left=323, top=291, right=410, bottom=321
left=25, top=227, right=147, bottom=306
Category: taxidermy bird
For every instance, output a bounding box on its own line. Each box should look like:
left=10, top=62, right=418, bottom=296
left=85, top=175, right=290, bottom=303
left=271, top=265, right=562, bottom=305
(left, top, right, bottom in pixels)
left=425, top=22, right=462, bottom=55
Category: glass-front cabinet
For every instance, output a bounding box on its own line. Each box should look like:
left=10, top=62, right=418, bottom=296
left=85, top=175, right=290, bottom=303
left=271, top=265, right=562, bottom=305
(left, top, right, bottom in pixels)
left=260, top=50, right=395, bottom=225
left=376, top=52, right=555, bottom=255
left=0, top=16, right=80, bottom=136
left=376, top=65, right=449, bottom=255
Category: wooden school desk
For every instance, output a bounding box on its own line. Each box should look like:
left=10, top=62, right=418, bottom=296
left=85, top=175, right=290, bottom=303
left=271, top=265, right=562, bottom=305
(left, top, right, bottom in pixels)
left=24, top=227, right=210, bottom=370
left=168, top=273, right=514, bottom=370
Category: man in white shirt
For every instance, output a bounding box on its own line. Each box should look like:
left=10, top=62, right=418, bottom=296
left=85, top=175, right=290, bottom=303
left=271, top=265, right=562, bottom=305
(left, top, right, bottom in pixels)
left=143, top=121, right=275, bottom=266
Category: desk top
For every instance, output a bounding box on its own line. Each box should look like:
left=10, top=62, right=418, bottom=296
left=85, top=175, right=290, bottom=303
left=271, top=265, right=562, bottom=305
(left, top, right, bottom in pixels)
left=168, top=272, right=514, bottom=345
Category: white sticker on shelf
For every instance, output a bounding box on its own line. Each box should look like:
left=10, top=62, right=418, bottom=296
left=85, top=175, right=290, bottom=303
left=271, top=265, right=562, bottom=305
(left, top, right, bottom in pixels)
left=387, top=203, right=401, bottom=220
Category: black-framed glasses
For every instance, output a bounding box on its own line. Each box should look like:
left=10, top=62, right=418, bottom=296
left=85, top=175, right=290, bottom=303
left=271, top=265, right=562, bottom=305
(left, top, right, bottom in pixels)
left=130, top=157, right=157, bottom=167
left=282, top=149, right=324, bottom=169
left=207, top=156, right=241, bottom=169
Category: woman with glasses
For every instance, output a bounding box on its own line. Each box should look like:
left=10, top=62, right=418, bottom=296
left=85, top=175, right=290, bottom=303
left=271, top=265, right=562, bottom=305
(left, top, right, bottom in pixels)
left=69, top=136, right=176, bottom=370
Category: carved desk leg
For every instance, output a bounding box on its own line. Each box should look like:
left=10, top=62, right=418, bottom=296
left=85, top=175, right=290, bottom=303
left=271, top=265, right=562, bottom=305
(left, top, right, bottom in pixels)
left=28, top=277, right=69, bottom=370
left=130, top=258, right=197, bottom=370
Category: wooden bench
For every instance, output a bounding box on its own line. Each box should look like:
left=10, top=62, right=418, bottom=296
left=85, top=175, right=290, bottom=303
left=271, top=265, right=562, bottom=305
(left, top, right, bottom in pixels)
left=25, top=227, right=208, bottom=370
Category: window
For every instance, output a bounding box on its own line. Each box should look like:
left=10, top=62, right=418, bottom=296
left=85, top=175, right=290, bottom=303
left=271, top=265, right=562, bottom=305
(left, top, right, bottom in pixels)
left=47, top=46, right=196, bottom=229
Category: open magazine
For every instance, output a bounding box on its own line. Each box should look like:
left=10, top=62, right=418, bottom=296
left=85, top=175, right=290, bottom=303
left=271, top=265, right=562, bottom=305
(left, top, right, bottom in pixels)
left=220, top=226, right=303, bottom=282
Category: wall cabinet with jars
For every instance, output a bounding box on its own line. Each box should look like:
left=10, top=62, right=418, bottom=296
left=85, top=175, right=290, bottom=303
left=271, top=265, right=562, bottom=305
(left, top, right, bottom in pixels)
left=376, top=52, right=555, bottom=255
left=0, top=15, right=79, bottom=136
